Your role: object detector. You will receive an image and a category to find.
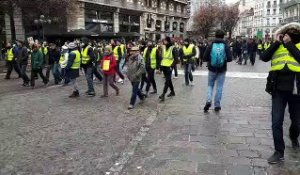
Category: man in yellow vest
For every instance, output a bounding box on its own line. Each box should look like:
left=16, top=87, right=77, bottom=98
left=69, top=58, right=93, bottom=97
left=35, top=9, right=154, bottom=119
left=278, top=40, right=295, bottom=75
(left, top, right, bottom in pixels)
left=65, top=42, right=81, bottom=98
left=4, top=42, right=21, bottom=79
left=257, top=39, right=263, bottom=57
left=261, top=23, right=300, bottom=164
left=111, top=39, right=125, bottom=83
left=143, top=40, right=159, bottom=95
left=263, top=38, right=271, bottom=51
left=182, top=38, right=196, bottom=86
left=159, top=37, right=178, bottom=101
left=81, top=37, right=96, bottom=97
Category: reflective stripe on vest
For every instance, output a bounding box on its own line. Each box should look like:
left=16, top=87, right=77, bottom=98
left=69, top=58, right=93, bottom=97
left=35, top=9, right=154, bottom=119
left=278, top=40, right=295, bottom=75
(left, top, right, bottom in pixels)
left=113, top=46, right=120, bottom=60
left=40, top=47, right=48, bottom=55
left=81, top=46, right=91, bottom=64
left=59, top=55, right=65, bottom=64
left=6, top=48, right=14, bottom=61
left=120, top=44, right=125, bottom=56
left=182, top=44, right=194, bottom=61
left=271, top=43, right=300, bottom=72
left=264, top=43, right=270, bottom=49
left=143, top=47, right=157, bottom=69
left=71, top=50, right=81, bottom=69
left=258, top=44, right=263, bottom=50
left=161, top=46, right=174, bottom=67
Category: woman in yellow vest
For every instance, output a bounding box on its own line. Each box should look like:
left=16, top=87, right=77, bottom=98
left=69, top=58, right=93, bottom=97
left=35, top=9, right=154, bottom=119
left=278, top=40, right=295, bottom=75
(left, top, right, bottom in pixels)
left=182, top=38, right=196, bottom=86
left=111, top=39, right=125, bottom=83
left=261, top=22, right=300, bottom=164
left=159, top=37, right=178, bottom=102
left=65, top=42, right=81, bottom=98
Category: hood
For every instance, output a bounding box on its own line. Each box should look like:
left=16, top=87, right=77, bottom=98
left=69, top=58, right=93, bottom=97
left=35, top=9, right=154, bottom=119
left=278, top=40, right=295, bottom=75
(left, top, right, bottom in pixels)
left=275, top=22, right=300, bottom=36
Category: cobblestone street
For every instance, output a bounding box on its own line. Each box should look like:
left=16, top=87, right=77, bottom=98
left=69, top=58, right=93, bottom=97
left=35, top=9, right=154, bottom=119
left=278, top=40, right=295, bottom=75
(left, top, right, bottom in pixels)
left=0, top=61, right=300, bottom=175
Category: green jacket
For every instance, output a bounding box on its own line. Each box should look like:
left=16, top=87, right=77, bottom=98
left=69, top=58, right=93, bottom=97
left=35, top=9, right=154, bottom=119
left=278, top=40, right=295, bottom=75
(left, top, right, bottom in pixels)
left=31, top=50, right=44, bottom=70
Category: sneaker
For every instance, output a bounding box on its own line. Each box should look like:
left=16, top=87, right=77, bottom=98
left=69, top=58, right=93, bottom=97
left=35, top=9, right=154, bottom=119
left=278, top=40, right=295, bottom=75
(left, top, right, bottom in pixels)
left=116, top=90, right=120, bottom=96
left=87, top=91, right=96, bottom=97
left=215, top=107, right=221, bottom=112
left=267, top=151, right=284, bottom=164
left=150, top=90, right=157, bottom=94
left=204, top=102, right=211, bottom=112
left=167, top=92, right=175, bottom=97
left=292, top=139, right=300, bottom=151
left=128, top=105, right=134, bottom=110
left=173, top=76, right=179, bottom=79
left=22, top=83, right=30, bottom=87
left=117, top=79, right=124, bottom=84
left=190, top=82, right=194, bottom=86
left=69, top=91, right=80, bottom=98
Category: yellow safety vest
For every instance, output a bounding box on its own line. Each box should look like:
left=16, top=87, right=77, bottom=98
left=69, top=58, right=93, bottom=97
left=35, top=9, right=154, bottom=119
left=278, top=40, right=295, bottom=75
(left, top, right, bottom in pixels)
left=264, top=43, right=270, bottom=50
left=271, top=43, right=300, bottom=72
left=81, top=46, right=91, bottom=64
left=143, top=47, right=157, bottom=69
left=59, top=54, right=65, bottom=65
left=258, top=44, right=263, bottom=50
left=161, top=46, right=174, bottom=67
left=40, top=47, right=48, bottom=55
left=182, top=44, right=195, bottom=62
left=6, top=48, right=14, bottom=61
left=113, top=46, right=120, bottom=61
left=120, top=44, right=126, bottom=56
left=71, top=50, right=81, bottom=69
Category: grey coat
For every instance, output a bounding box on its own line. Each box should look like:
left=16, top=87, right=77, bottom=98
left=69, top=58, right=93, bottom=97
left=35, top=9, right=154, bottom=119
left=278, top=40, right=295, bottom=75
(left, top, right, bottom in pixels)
left=126, top=53, right=145, bottom=82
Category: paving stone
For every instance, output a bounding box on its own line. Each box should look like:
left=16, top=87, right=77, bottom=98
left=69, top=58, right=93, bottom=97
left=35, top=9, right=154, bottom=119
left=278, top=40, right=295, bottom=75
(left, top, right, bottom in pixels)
left=238, top=150, right=260, bottom=158
left=252, top=158, right=269, bottom=168
left=197, top=163, right=226, bottom=174
left=226, top=165, right=253, bottom=175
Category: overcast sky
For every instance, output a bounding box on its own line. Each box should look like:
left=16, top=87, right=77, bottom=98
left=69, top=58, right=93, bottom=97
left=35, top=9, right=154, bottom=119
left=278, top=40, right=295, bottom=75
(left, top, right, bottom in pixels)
left=226, top=0, right=240, bottom=4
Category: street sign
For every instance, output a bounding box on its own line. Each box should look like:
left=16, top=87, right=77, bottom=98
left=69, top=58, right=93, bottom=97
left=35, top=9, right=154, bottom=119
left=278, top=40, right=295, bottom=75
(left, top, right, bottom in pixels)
left=257, top=31, right=263, bottom=39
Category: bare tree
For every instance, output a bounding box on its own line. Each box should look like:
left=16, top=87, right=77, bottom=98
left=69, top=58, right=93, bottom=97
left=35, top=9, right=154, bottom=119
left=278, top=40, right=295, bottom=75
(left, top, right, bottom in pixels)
left=219, top=4, right=240, bottom=39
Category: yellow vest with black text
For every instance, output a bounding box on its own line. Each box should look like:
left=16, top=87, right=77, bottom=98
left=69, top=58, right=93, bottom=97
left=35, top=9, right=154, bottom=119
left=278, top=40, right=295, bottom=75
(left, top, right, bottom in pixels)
left=113, top=46, right=120, bottom=61
left=161, top=46, right=174, bottom=67
left=182, top=44, right=195, bottom=62
left=6, top=48, right=14, bottom=61
left=271, top=43, right=300, bottom=72
left=81, top=46, right=91, bottom=64
left=143, top=47, right=157, bottom=69
left=71, top=50, right=81, bottom=69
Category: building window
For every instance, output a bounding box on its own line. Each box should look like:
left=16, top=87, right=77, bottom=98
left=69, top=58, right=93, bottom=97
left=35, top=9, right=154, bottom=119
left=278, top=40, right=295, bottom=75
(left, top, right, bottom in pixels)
left=138, top=0, right=144, bottom=6
left=160, top=1, right=166, bottom=10
left=267, top=9, right=270, bottom=15
left=273, top=9, right=276, bottom=15
left=273, top=1, right=276, bottom=6
left=152, top=0, right=157, bottom=8
left=169, top=3, right=174, bottom=12
left=127, top=0, right=133, bottom=3
left=267, top=18, right=270, bottom=26
left=267, top=1, right=271, bottom=8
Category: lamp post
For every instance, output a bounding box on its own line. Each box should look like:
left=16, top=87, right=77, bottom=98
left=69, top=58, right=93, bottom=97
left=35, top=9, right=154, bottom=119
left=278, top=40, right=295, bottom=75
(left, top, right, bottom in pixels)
left=34, top=15, right=51, bottom=41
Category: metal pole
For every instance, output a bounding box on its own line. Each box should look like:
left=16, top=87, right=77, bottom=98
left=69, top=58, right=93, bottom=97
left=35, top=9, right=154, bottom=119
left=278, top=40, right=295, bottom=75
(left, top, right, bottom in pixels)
left=42, top=22, right=44, bottom=41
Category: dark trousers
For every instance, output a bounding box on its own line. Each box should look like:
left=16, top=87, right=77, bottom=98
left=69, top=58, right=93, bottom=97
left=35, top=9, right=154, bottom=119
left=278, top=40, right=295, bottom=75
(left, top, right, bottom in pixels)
left=162, top=66, right=175, bottom=95
left=31, top=69, right=48, bottom=87
left=116, top=60, right=125, bottom=80
left=184, top=63, right=193, bottom=85
left=6, top=60, right=21, bottom=78
left=93, top=64, right=103, bottom=81
left=272, top=91, right=300, bottom=153
left=146, top=67, right=157, bottom=92
left=103, top=74, right=119, bottom=95
left=20, top=64, right=30, bottom=84
left=140, top=73, right=148, bottom=90
left=46, top=63, right=62, bottom=84
left=61, top=68, right=70, bottom=85
left=249, top=52, right=256, bottom=65
left=83, top=66, right=95, bottom=92
left=172, top=64, right=178, bottom=77
left=130, top=81, right=144, bottom=105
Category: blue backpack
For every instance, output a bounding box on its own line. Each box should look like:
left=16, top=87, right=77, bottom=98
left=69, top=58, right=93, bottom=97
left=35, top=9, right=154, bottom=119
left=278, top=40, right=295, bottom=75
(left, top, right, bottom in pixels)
left=210, top=43, right=226, bottom=68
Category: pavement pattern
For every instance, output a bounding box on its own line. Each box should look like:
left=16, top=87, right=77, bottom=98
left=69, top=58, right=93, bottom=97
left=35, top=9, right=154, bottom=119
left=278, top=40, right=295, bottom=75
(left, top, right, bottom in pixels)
left=0, top=60, right=299, bottom=175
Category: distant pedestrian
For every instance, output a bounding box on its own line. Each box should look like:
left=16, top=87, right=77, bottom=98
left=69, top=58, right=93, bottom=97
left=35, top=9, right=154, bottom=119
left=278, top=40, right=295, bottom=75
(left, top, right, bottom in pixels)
left=203, top=29, right=232, bottom=112
left=16, top=40, right=30, bottom=86
left=247, top=39, right=258, bottom=66
left=30, top=44, right=48, bottom=88
left=65, top=42, right=81, bottom=98
left=181, top=38, right=196, bottom=86
left=59, top=44, right=70, bottom=85
left=125, top=46, right=146, bottom=110
left=241, top=39, right=248, bottom=65
left=100, top=45, right=119, bottom=97
left=4, top=42, right=21, bottom=79
left=48, top=43, right=62, bottom=84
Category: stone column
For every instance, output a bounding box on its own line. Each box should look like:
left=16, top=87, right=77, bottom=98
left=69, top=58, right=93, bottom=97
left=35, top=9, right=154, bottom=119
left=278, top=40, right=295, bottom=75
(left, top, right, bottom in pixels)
left=140, top=13, right=146, bottom=39
left=113, top=8, right=120, bottom=33
left=13, top=6, right=25, bottom=41
left=67, top=2, right=85, bottom=31
left=4, top=13, right=12, bottom=42
left=161, top=18, right=165, bottom=39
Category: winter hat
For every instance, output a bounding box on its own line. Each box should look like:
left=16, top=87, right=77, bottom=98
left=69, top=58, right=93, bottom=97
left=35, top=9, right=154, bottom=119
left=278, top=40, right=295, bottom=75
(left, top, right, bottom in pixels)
left=275, top=22, right=300, bottom=36
left=215, top=29, right=225, bottom=39
left=165, top=37, right=172, bottom=44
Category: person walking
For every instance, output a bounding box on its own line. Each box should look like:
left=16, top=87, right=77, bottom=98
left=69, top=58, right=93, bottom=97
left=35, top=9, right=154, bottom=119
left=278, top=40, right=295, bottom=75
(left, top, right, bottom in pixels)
left=30, top=44, right=48, bottom=88
left=59, top=44, right=70, bottom=85
left=4, top=42, right=21, bottom=79
left=257, top=39, right=263, bottom=58
left=261, top=22, right=300, bottom=164
left=159, top=37, right=178, bottom=102
left=248, top=39, right=258, bottom=66
left=111, top=39, right=125, bottom=84
left=100, top=45, right=119, bottom=97
left=240, top=39, right=248, bottom=65
left=16, top=40, right=30, bottom=86
left=143, top=40, right=159, bottom=95
left=48, top=43, right=62, bottom=84
left=65, top=42, right=81, bottom=98
left=203, top=29, right=232, bottom=112
left=81, top=38, right=96, bottom=97
left=182, top=38, right=196, bottom=86
left=125, top=46, right=146, bottom=109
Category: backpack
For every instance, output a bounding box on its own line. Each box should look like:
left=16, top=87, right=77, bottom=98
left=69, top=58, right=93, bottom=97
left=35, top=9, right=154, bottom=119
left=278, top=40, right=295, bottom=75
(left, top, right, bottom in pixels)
left=210, top=43, right=226, bottom=68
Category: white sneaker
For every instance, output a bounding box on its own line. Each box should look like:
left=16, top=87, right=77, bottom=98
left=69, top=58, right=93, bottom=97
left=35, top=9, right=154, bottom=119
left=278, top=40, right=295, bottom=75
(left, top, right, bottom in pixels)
left=117, top=78, right=124, bottom=84
left=190, top=82, right=194, bottom=86
left=173, top=76, right=179, bottom=79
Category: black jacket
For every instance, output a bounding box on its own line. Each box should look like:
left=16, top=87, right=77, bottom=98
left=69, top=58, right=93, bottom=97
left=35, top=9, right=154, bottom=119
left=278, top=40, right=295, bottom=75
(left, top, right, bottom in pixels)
left=203, top=39, right=232, bottom=73
left=48, top=48, right=61, bottom=65
left=16, top=46, right=29, bottom=65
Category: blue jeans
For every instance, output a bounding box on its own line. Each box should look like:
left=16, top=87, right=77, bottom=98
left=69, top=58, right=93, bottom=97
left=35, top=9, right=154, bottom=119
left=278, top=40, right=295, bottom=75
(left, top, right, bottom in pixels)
left=130, top=81, right=144, bottom=105
left=84, top=66, right=95, bottom=92
left=52, top=63, right=62, bottom=83
left=184, top=63, right=193, bottom=85
left=272, top=91, right=300, bottom=153
left=207, top=71, right=226, bottom=107
left=20, top=64, right=30, bottom=84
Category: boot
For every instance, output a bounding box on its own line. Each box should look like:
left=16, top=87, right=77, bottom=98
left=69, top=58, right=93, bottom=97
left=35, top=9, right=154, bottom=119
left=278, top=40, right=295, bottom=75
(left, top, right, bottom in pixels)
left=167, top=92, right=175, bottom=97
left=69, top=90, right=79, bottom=98
left=159, top=94, right=165, bottom=101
